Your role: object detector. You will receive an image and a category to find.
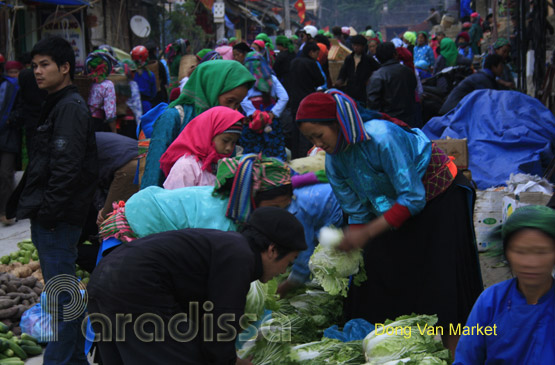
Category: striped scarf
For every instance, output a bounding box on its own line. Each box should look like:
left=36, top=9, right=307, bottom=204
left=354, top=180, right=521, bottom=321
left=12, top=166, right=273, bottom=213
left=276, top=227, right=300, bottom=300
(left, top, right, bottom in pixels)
left=213, top=154, right=291, bottom=223
left=325, top=89, right=370, bottom=153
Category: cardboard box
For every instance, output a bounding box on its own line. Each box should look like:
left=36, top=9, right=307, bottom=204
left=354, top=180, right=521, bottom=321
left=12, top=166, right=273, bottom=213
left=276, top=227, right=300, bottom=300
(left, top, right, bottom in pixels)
left=328, top=39, right=352, bottom=61
left=502, top=192, right=552, bottom=222
left=432, top=138, right=469, bottom=169
left=328, top=60, right=344, bottom=85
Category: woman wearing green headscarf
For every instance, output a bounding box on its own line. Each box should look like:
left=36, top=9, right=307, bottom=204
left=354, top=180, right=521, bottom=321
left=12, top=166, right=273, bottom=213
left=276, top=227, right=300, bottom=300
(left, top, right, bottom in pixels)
left=492, top=37, right=515, bottom=89
left=140, top=60, right=255, bottom=188
left=255, top=33, right=275, bottom=66
left=274, top=35, right=296, bottom=83
left=455, top=205, right=555, bottom=364
left=434, top=37, right=472, bottom=75
left=402, top=31, right=417, bottom=53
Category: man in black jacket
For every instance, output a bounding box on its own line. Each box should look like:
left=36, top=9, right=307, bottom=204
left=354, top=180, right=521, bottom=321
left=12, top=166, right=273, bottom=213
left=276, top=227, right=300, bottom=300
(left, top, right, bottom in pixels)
left=287, top=42, right=325, bottom=158
left=366, top=42, right=418, bottom=126
left=335, top=34, right=380, bottom=106
left=87, top=207, right=307, bottom=364
left=10, top=37, right=97, bottom=365
left=439, top=54, right=503, bottom=115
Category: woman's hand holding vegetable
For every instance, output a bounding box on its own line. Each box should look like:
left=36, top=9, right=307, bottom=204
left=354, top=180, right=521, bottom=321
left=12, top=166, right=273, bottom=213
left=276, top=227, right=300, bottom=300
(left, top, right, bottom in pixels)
left=339, top=216, right=391, bottom=251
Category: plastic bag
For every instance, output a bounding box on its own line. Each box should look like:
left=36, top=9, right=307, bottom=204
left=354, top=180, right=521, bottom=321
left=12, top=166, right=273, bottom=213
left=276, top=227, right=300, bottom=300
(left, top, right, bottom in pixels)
left=20, top=303, right=53, bottom=344
left=324, top=318, right=375, bottom=342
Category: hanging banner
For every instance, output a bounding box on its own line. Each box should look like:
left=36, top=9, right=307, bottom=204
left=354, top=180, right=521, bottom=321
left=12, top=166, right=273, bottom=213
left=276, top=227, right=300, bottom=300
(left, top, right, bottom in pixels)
left=41, top=11, right=86, bottom=72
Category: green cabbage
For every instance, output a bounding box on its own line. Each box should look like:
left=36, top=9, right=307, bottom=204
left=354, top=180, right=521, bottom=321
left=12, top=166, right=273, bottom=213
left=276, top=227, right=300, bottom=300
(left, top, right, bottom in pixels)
left=290, top=338, right=365, bottom=364
left=362, top=314, right=451, bottom=365
left=309, top=227, right=367, bottom=297
left=245, top=278, right=280, bottom=320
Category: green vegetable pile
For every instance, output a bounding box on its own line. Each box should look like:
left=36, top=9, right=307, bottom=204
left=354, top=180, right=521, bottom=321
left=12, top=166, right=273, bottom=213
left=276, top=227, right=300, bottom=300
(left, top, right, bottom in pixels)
left=0, top=323, right=42, bottom=364
left=362, top=314, right=452, bottom=364
left=238, top=285, right=364, bottom=364
left=0, top=240, right=38, bottom=266
left=309, top=227, right=366, bottom=297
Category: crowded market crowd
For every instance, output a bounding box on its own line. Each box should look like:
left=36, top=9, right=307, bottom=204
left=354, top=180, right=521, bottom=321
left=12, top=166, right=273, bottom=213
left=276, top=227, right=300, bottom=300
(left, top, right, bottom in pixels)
left=0, top=7, right=554, bottom=365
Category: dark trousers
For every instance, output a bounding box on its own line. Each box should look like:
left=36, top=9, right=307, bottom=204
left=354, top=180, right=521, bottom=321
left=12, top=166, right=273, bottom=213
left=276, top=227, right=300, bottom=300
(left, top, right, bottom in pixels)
left=0, top=151, right=15, bottom=215
left=31, top=220, right=88, bottom=365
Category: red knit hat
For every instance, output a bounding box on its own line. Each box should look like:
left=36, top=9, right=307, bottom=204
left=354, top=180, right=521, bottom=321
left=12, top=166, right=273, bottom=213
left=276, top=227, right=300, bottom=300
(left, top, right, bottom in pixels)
left=296, top=92, right=336, bottom=122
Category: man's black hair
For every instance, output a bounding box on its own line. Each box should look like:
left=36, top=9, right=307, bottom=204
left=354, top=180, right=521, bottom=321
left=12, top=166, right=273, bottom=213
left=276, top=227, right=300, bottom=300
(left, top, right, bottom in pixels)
left=241, top=225, right=291, bottom=260
left=233, top=42, right=252, bottom=54
left=302, top=41, right=320, bottom=57
left=331, top=26, right=342, bottom=37
left=314, top=34, right=330, bottom=49
left=430, top=7, right=436, bottom=11
left=18, top=52, right=32, bottom=65
left=145, top=40, right=159, bottom=61
left=351, top=34, right=368, bottom=46
left=484, top=54, right=504, bottom=69
left=375, top=42, right=396, bottom=63
left=31, top=36, right=75, bottom=80
left=254, top=184, right=293, bottom=207
left=365, top=25, right=373, bottom=30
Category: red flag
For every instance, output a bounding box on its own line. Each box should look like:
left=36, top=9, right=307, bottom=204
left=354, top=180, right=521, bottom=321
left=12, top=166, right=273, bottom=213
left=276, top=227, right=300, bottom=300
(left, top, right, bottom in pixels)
left=294, top=0, right=306, bottom=23
left=323, top=26, right=330, bottom=32
left=200, top=0, right=214, bottom=10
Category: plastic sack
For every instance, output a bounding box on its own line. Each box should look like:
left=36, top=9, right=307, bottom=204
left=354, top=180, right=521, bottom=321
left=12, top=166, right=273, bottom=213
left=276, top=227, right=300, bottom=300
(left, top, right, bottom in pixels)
left=20, top=303, right=53, bottom=344
left=423, top=90, right=555, bottom=189
left=324, top=318, right=375, bottom=342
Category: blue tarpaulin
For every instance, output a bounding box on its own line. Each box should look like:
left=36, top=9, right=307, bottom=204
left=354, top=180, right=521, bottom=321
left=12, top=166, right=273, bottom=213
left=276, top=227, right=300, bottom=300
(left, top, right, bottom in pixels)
left=423, top=90, right=555, bottom=189
left=31, top=0, right=89, bottom=5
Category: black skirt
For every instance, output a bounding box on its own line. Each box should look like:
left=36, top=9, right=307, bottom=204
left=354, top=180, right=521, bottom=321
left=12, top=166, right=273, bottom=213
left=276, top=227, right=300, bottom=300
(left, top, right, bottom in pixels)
left=343, top=174, right=483, bottom=328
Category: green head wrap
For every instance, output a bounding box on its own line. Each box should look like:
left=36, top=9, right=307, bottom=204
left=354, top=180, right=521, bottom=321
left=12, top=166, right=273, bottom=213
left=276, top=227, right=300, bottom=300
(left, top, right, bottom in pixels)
left=318, top=29, right=325, bottom=35
left=403, top=31, right=417, bottom=46
left=196, top=48, right=213, bottom=59
left=290, top=34, right=299, bottom=41
left=324, top=31, right=332, bottom=38
left=503, top=205, right=555, bottom=242
left=276, top=35, right=294, bottom=53
left=493, top=38, right=510, bottom=49
left=169, top=60, right=255, bottom=115
left=487, top=205, right=555, bottom=256
left=417, top=31, right=429, bottom=41
left=366, top=30, right=376, bottom=38
left=255, top=33, right=274, bottom=51
left=440, top=38, right=458, bottom=67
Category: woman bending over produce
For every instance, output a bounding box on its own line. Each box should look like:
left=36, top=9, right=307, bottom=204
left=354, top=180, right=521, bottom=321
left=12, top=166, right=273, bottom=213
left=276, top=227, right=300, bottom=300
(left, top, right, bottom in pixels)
left=295, top=89, right=483, bottom=354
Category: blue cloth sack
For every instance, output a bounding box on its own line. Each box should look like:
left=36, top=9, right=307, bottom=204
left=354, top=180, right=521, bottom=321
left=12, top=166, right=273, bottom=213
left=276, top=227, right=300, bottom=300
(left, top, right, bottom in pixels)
left=324, top=318, right=375, bottom=342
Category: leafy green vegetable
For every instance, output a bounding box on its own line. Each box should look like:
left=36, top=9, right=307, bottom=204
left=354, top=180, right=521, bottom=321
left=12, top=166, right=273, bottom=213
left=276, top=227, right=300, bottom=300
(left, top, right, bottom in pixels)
left=290, top=338, right=365, bottom=364
left=309, top=227, right=367, bottom=297
left=363, top=314, right=451, bottom=365
left=245, top=279, right=281, bottom=321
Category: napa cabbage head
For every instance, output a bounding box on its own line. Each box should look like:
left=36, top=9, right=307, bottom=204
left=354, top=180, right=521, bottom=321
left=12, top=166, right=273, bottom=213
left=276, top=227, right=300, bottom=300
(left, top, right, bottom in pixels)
left=363, top=314, right=447, bottom=364
left=309, top=227, right=366, bottom=297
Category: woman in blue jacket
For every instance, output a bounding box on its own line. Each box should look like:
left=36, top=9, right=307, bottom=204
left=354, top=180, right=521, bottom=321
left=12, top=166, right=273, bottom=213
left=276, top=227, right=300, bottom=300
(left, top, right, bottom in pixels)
left=296, top=89, right=483, bottom=354
left=454, top=205, right=555, bottom=364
